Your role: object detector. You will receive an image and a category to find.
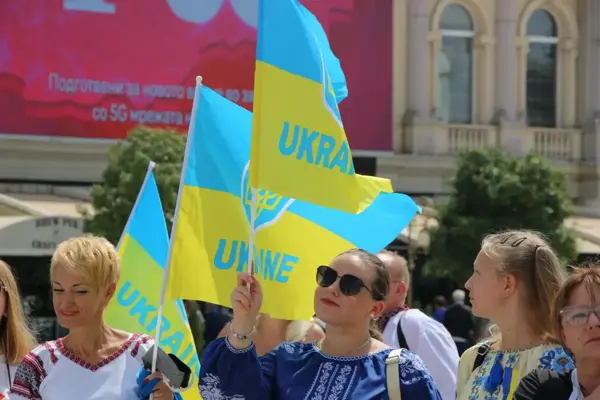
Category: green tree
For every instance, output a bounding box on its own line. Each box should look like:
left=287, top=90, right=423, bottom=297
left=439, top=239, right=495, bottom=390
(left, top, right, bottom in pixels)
left=85, top=126, right=185, bottom=244
left=85, top=126, right=207, bottom=358
left=427, top=148, right=577, bottom=283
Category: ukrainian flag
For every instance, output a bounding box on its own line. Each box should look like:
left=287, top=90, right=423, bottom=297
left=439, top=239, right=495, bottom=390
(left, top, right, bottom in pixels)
left=105, top=162, right=201, bottom=400
left=166, top=83, right=419, bottom=320
left=250, top=0, right=365, bottom=213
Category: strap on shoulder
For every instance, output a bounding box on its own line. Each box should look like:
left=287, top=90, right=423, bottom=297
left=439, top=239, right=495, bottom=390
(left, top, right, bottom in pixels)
left=395, top=311, right=410, bottom=350
left=386, top=349, right=402, bottom=400
left=472, top=342, right=492, bottom=372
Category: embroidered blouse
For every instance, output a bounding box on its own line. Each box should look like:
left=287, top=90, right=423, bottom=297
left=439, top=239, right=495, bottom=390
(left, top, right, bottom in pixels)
left=456, top=342, right=575, bottom=400
left=9, top=333, right=153, bottom=400
left=199, top=337, right=442, bottom=400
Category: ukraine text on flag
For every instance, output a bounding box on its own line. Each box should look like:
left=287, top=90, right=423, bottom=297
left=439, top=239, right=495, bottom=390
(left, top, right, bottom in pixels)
left=104, top=164, right=201, bottom=400
left=250, top=0, right=367, bottom=213
left=167, top=85, right=419, bottom=320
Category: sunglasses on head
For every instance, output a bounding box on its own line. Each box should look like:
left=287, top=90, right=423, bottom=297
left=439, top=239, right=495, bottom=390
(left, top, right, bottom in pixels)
left=316, top=265, right=372, bottom=297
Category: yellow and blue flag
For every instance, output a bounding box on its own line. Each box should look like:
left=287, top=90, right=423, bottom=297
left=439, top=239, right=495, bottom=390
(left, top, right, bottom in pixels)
left=167, top=85, right=419, bottom=320
left=250, top=0, right=365, bottom=213
left=105, top=163, right=201, bottom=400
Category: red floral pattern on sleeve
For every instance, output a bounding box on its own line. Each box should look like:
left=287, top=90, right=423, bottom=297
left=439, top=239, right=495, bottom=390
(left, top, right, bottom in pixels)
left=10, top=352, right=46, bottom=400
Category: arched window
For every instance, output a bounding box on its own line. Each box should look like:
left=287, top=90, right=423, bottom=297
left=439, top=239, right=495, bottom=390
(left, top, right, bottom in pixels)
left=526, top=10, right=558, bottom=127
left=438, top=4, right=474, bottom=124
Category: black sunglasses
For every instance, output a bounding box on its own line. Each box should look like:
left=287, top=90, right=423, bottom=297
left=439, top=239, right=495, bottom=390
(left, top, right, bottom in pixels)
left=316, top=265, right=372, bottom=297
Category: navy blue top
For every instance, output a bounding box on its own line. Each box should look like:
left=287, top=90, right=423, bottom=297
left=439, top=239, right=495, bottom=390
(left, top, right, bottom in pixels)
left=199, top=337, right=442, bottom=399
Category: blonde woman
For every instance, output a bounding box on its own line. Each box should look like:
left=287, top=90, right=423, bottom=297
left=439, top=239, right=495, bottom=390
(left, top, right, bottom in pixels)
left=0, top=260, right=37, bottom=395
left=284, top=319, right=325, bottom=343
left=10, top=236, right=174, bottom=400
left=456, top=230, right=575, bottom=399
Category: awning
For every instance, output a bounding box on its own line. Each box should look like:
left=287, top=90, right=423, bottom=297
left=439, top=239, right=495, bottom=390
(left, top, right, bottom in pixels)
left=0, top=215, right=85, bottom=256
left=0, top=190, right=88, bottom=256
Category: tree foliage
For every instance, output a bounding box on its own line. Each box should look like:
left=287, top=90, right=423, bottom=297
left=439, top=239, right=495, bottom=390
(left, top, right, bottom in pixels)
left=427, top=148, right=577, bottom=283
left=85, top=126, right=185, bottom=244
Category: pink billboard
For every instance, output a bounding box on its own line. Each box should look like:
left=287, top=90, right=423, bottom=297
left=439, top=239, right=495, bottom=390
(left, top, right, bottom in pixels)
left=0, top=0, right=392, bottom=150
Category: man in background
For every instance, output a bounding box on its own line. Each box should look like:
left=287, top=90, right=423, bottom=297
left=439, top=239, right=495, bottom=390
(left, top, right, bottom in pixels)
left=432, top=295, right=447, bottom=324
left=443, top=289, right=475, bottom=356
left=377, top=250, right=458, bottom=400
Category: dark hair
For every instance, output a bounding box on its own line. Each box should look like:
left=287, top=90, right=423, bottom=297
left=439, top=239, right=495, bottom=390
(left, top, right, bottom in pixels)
left=551, top=265, right=600, bottom=341
left=339, top=248, right=390, bottom=302
left=482, top=230, right=566, bottom=339
left=337, top=248, right=390, bottom=340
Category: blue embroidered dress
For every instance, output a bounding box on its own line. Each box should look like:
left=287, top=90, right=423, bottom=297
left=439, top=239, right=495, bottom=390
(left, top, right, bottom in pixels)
left=199, top=337, right=442, bottom=400
left=456, top=343, right=575, bottom=400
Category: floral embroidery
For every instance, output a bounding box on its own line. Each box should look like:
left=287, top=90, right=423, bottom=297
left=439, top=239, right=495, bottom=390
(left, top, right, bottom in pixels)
left=310, top=362, right=334, bottom=399
left=224, top=336, right=255, bottom=354
left=281, top=342, right=297, bottom=354
left=199, top=373, right=245, bottom=400
left=10, top=352, right=46, bottom=400
left=55, top=333, right=140, bottom=372
left=538, top=346, right=575, bottom=374
left=327, top=365, right=353, bottom=400
left=42, top=342, right=58, bottom=364
left=468, top=349, right=494, bottom=400
left=399, top=350, right=430, bottom=385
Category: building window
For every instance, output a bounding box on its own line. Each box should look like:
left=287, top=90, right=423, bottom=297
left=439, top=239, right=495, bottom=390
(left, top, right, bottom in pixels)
left=526, top=10, right=558, bottom=127
left=438, top=4, right=474, bottom=124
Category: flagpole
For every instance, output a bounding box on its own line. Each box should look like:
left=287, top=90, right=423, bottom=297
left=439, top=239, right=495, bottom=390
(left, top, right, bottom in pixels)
left=116, top=160, right=156, bottom=250
left=149, top=76, right=203, bottom=397
left=247, top=188, right=257, bottom=282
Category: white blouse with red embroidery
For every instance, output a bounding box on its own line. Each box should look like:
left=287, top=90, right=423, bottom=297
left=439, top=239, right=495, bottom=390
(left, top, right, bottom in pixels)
left=9, top=333, right=153, bottom=400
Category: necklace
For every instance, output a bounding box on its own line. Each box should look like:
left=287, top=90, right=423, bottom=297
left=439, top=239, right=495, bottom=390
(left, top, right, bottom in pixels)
left=317, top=336, right=372, bottom=356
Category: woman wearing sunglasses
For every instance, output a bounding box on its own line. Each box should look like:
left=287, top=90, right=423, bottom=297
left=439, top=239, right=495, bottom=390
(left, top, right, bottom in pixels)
left=199, top=248, right=442, bottom=399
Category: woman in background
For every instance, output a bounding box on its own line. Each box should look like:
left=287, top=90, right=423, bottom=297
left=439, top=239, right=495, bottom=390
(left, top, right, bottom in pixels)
left=0, top=260, right=37, bottom=396
left=284, top=319, right=325, bottom=343
left=456, top=230, right=575, bottom=399
left=515, top=266, right=600, bottom=399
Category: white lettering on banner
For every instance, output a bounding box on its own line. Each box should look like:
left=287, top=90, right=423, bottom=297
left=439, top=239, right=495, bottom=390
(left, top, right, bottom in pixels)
left=141, top=84, right=185, bottom=100
left=242, top=89, right=254, bottom=103
left=48, top=72, right=254, bottom=124
left=49, top=73, right=259, bottom=104
left=126, top=83, right=140, bottom=96
left=91, top=104, right=190, bottom=126
left=49, top=73, right=124, bottom=95
left=130, top=109, right=184, bottom=125
left=187, top=87, right=195, bottom=100
left=62, top=0, right=259, bottom=28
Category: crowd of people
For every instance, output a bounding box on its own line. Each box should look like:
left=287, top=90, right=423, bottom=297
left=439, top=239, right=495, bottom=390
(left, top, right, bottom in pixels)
left=0, top=230, right=596, bottom=399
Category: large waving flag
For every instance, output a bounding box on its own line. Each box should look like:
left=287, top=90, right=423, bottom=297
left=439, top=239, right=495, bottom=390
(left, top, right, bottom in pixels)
left=105, top=162, right=201, bottom=400
left=250, top=0, right=365, bottom=213
left=166, top=84, right=419, bottom=320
